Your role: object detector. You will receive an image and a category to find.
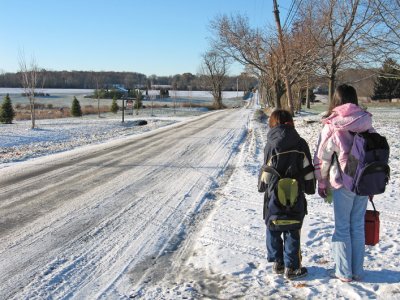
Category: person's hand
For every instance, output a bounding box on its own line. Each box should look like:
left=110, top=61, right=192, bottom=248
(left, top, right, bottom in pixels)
left=318, top=187, right=328, bottom=198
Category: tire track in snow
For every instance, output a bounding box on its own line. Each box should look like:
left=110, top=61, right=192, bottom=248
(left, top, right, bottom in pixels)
left=0, top=109, right=253, bottom=299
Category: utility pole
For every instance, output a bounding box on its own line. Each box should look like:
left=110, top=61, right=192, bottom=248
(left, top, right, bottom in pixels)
left=151, top=82, right=154, bottom=116
left=151, top=95, right=154, bottom=116
left=273, top=0, right=294, bottom=115
left=188, top=85, right=192, bottom=110
left=236, top=77, right=239, bottom=99
left=121, top=97, right=125, bottom=123
left=173, top=87, right=176, bottom=115
left=118, top=87, right=129, bottom=123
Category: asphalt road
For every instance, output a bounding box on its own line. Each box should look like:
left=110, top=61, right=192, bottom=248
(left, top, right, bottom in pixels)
left=0, top=108, right=251, bottom=299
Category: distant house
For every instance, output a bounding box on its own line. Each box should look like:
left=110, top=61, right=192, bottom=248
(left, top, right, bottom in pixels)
left=151, top=84, right=172, bottom=90
left=111, top=84, right=129, bottom=94
left=112, top=84, right=125, bottom=89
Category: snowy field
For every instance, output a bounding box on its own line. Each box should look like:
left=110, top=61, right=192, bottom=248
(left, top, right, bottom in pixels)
left=0, top=115, right=193, bottom=166
left=0, top=99, right=399, bottom=299
left=0, top=88, right=243, bottom=109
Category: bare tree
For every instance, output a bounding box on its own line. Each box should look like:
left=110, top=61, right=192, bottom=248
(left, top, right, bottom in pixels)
left=199, top=50, right=228, bottom=109
left=300, top=0, right=380, bottom=102
left=210, top=15, right=284, bottom=108
left=371, top=0, right=400, bottom=63
left=19, top=52, right=39, bottom=129
left=210, top=13, right=319, bottom=112
left=285, top=16, right=321, bottom=109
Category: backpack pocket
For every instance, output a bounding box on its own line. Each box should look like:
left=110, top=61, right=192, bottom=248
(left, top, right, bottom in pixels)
left=277, top=178, right=299, bottom=207
left=355, top=162, right=390, bottom=196
left=266, top=184, right=305, bottom=231
left=268, top=215, right=302, bottom=231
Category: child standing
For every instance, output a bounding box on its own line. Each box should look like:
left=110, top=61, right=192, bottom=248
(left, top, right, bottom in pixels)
left=260, top=109, right=315, bottom=280
left=313, top=84, right=374, bottom=282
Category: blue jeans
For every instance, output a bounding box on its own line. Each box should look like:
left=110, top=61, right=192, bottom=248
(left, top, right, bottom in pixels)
left=266, top=228, right=301, bottom=269
left=332, top=188, right=368, bottom=279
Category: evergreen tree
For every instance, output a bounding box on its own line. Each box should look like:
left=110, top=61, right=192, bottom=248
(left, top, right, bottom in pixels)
left=71, top=96, right=82, bottom=117
left=0, top=93, right=16, bottom=124
left=110, top=96, right=119, bottom=113
left=373, top=58, right=400, bottom=101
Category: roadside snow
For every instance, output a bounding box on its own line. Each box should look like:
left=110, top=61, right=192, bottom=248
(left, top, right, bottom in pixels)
left=134, top=107, right=400, bottom=299
left=0, top=116, right=184, bottom=166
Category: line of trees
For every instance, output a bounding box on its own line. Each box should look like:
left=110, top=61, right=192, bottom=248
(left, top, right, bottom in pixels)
left=203, top=0, right=400, bottom=114
left=0, top=69, right=257, bottom=92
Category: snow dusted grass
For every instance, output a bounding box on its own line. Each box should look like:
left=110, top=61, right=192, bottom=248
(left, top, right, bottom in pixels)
left=0, top=114, right=187, bottom=166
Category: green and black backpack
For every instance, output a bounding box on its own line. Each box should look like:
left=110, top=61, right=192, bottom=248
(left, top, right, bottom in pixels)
left=261, top=150, right=313, bottom=231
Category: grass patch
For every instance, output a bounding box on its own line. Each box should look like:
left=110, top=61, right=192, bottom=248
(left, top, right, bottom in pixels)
left=15, top=105, right=111, bottom=120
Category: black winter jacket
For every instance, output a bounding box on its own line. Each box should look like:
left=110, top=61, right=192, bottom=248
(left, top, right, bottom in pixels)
left=263, top=124, right=316, bottom=229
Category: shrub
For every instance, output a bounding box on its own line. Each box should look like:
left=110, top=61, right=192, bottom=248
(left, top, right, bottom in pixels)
left=110, top=96, right=119, bottom=113
left=71, top=96, right=82, bottom=117
left=0, top=94, right=16, bottom=124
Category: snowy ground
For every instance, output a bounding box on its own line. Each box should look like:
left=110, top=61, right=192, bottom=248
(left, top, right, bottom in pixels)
left=0, top=88, right=243, bottom=108
left=0, top=117, right=178, bottom=165
left=0, top=98, right=399, bottom=299
left=134, top=106, right=400, bottom=299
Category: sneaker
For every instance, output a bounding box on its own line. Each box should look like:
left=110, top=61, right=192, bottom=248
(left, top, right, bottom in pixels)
left=272, top=262, right=284, bottom=274
left=329, top=270, right=352, bottom=282
left=284, top=267, right=308, bottom=280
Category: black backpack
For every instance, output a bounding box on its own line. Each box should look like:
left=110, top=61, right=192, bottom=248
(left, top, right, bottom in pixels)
left=259, top=150, right=313, bottom=231
left=340, top=131, right=390, bottom=196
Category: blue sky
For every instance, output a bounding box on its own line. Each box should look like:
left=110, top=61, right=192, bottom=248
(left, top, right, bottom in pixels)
left=1, top=0, right=291, bottom=76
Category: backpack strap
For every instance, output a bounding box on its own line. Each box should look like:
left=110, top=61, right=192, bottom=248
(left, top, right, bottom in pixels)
left=332, top=151, right=343, bottom=180
left=299, top=164, right=314, bottom=177
left=262, top=165, right=281, bottom=178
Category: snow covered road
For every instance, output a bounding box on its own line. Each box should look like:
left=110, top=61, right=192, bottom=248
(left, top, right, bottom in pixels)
left=0, top=108, right=251, bottom=299
left=1, top=105, right=400, bottom=299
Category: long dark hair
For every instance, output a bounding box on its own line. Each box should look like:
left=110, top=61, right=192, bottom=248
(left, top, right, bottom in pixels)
left=269, top=109, right=294, bottom=128
left=326, top=84, right=358, bottom=117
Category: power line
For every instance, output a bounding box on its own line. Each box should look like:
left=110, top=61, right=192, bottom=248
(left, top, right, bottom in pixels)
left=282, top=0, right=296, bottom=30
left=283, top=0, right=303, bottom=31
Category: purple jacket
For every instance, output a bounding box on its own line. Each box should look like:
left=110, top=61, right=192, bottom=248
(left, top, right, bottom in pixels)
left=313, top=103, right=373, bottom=189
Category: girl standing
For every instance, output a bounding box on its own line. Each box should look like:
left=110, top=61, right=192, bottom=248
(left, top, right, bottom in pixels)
left=314, top=84, right=374, bottom=282
left=261, top=109, right=315, bottom=280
